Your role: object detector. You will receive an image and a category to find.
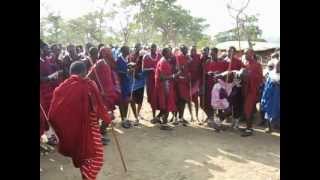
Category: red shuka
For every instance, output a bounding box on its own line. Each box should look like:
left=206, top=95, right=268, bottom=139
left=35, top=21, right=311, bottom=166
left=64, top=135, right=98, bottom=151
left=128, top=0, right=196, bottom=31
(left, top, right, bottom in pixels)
left=154, top=58, right=177, bottom=112
left=88, top=59, right=120, bottom=110
left=143, top=53, right=161, bottom=109
left=40, top=58, right=58, bottom=137
left=48, top=75, right=111, bottom=167
left=175, top=53, right=191, bottom=101
left=189, top=54, right=201, bottom=99
left=243, top=59, right=263, bottom=119
left=200, top=60, right=228, bottom=109
left=226, top=57, right=244, bottom=71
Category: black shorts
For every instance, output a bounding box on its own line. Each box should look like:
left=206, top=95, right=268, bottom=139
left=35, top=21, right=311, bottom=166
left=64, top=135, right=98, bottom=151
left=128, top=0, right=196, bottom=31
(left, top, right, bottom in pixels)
left=132, top=88, right=144, bottom=104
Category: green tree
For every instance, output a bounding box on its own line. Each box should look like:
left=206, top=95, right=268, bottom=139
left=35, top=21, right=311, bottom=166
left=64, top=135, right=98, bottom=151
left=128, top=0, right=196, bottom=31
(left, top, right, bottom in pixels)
left=196, top=35, right=215, bottom=49
left=121, top=0, right=208, bottom=47
left=239, top=14, right=264, bottom=47
left=43, top=13, right=64, bottom=44
left=214, top=14, right=265, bottom=45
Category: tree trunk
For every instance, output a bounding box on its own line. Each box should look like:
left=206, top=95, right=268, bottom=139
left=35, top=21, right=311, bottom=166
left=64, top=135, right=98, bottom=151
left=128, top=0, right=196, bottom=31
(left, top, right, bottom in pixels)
left=236, top=16, right=241, bottom=50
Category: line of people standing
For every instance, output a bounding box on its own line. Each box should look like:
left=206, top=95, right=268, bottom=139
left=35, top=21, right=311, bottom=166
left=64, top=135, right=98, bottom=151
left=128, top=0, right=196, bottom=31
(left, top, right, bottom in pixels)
left=40, top=40, right=279, bottom=148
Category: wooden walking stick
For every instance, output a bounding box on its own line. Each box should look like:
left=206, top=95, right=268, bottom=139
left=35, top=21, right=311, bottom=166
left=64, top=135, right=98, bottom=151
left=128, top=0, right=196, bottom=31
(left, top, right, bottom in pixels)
left=200, top=58, right=207, bottom=124
left=127, top=67, right=136, bottom=121
left=87, top=57, right=128, bottom=173
left=40, top=103, right=60, bottom=143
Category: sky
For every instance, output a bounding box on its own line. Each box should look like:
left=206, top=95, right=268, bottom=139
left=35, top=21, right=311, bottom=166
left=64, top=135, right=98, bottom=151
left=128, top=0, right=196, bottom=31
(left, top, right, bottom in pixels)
left=40, top=0, right=280, bottom=43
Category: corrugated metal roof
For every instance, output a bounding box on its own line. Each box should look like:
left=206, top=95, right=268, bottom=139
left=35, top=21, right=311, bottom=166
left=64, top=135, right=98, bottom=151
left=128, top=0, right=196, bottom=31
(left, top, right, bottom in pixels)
left=216, top=41, right=280, bottom=51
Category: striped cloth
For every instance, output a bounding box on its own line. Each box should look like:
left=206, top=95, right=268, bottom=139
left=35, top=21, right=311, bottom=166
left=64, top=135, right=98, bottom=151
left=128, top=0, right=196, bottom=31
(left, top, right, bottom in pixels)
left=80, top=112, right=104, bottom=180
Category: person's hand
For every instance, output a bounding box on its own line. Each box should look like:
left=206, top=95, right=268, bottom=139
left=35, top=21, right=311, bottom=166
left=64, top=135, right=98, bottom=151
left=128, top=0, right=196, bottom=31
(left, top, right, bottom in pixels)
left=207, top=71, right=214, bottom=76
left=176, top=70, right=182, bottom=76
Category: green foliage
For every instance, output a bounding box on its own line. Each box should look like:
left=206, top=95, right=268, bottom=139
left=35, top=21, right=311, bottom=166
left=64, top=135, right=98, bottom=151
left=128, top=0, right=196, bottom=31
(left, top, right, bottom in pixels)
left=214, top=14, right=265, bottom=44
left=196, top=35, right=215, bottom=49
left=40, top=0, right=263, bottom=48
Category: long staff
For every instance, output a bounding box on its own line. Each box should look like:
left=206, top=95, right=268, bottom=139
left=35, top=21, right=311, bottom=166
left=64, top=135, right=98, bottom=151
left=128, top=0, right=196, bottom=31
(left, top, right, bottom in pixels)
left=87, top=57, right=128, bottom=173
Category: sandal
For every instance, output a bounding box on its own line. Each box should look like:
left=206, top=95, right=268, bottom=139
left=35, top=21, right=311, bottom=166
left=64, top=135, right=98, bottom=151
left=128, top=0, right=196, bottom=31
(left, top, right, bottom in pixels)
left=160, top=118, right=168, bottom=124
left=180, top=118, right=189, bottom=125
left=101, top=137, right=110, bottom=145
left=133, top=120, right=140, bottom=126
left=121, top=120, right=132, bottom=129
left=160, top=124, right=174, bottom=131
left=241, top=129, right=253, bottom=137
left=151, top=117, right=161, bottom=124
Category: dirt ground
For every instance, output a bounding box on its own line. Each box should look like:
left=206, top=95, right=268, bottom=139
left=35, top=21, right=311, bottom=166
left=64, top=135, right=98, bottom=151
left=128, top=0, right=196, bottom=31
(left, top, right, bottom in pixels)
left=40, top=95, right=280, bottom=180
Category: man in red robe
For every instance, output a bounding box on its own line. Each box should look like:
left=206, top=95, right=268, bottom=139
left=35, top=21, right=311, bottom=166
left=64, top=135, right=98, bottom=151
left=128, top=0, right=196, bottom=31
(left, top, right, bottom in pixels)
left=40, top=43, right=62, bottom=143
left=225, top=46, right=245, bottom=71
left=175, top=45, right=193, bottom=124
left=241, top=49, right=263, bottom=137
left=154, top=48, right=180, bottom=128
left=87, top=47, right=120, bottom=145
left=142, top=44, right=162, bottom=121
left=87, top=47, right=120, bottom=111
left=199, top=47, right=210, bottom=117
left=203, top=48, right=228, bottom=125
left=189, top=46, right=202, bottom=122
left=49, top=61, right=113, bottom=180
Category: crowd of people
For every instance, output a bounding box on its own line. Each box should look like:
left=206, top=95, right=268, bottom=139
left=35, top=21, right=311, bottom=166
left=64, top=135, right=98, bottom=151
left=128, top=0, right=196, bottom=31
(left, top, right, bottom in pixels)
left=40, top=39, right=280, bottom=179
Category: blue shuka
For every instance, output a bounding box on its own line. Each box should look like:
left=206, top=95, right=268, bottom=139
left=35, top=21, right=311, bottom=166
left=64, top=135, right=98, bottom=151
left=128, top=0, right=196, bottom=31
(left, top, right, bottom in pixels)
left=260, top=73, right=280, bottom=123
left=116, top=55, right=146, bottom=99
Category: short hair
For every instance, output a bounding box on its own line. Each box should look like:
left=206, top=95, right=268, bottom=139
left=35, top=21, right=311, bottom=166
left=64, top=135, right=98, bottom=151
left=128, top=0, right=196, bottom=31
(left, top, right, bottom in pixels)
left=202, top=47, right=209, bottom=52
left=70, top=61, right=87, bottom=75
left=89, top=47, right=98, bottom=56
left=229, top=46, right=236, bottom=52
left=120, top=46, right=129, bottom=53
left=151, top=44, right=157, bottom=49
left=98, top=43, right=105, bottom=50
left=162, top=48, right=170, bottom=56
left=180, top=44, right=187, bottom=51
left=211, top=47, right=218, bottom=52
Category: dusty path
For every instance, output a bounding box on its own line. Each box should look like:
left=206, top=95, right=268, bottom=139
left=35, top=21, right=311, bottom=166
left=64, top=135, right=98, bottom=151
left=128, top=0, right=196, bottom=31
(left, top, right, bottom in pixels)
left=40, top=95, right=280, bottom=180
left=40, top=123, right=280, bottom=180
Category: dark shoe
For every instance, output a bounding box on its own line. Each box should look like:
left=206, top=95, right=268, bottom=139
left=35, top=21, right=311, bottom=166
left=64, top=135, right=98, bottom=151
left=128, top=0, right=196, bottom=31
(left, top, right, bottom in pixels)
left=122, top=120, right=132, bottom=129
left=160, top=118, right=168, bottom=124
left=101, top=137, right=110, bottom=145
left=151, top=117, right=161, bottom=124
left=180, top=118, right=189, bottom=125
left=241, top=129, right=253, bottom=137
left=173, top=121, right=179, bottom=125
left=47, top=136, right=58, bottom=146
left=133, top=120, right=140, bottom=126
left=160, top=124, right=174, bottom=130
